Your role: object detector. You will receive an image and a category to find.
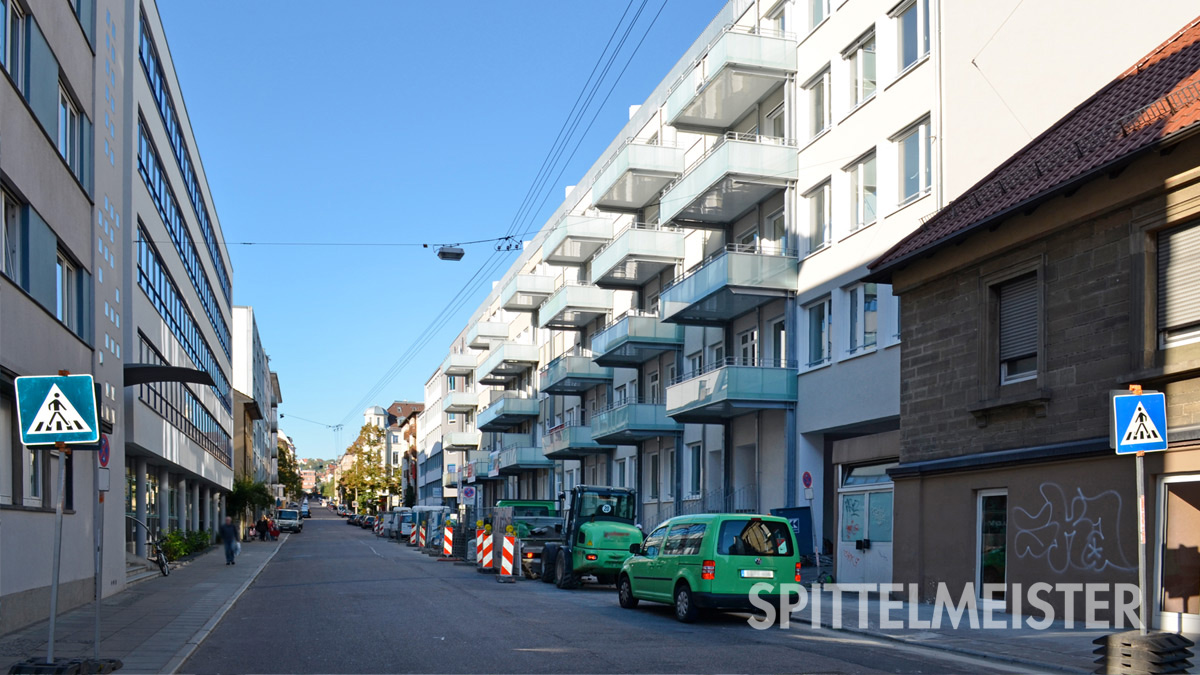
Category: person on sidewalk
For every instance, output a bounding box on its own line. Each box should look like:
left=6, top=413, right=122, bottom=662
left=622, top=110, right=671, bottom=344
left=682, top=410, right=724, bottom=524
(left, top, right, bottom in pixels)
left=256, top=516, right=269, bottom=542
left=219, top=516, right=239, bottom=565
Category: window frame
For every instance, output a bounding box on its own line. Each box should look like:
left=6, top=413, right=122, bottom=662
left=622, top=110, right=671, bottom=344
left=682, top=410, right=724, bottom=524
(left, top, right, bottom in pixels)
left=806, top=180, right=832, bottom=253
left=765, top=103, right=786, bottom=140
left=804, top=67, right=831, bottom=139
left=995, top=273, right=1039, bottom=385
left=4, top=0, right=24, bottom=92
left=1155, top=221, right=1200, bottom=349
left=58, top=85, right=81, bottom=174
left=687, top=442, right=702, bottom=497
left=56, top=251, right=77, bottom=330
left=846, top=150, right=878, bottom=231
left=844, top=30, right=877, bottom=109
left=648, top=452, right=659, bottom=500
left=0, top=391, right=14, bottom=505
left=808, top=0, right=828, bottom=31
left=894, top=117, right=932, bottom=205
left=806, top=296, right=833, bottom=367
left=976, top=488, right=1008, bottom=607
left=848, top=282, right=879, bottom=355
left=1, top=188, right=19, bottom=281
left=893, top=0, right=930, bottom=74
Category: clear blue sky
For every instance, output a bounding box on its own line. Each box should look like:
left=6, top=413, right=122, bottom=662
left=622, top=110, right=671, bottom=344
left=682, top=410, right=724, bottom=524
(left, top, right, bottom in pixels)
left=157, top=0, right=727, bottom=461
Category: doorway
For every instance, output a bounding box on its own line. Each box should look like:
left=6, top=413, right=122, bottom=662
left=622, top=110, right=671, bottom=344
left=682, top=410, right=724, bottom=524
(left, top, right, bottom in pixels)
left=1157, top=475, right=1200, bottom=633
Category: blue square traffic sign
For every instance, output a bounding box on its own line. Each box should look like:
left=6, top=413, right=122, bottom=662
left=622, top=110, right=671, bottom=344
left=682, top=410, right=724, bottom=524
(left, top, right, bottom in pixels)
left=15, top=375, right=99, bottom=446
left=1113, top=392, right=1168, bottom=454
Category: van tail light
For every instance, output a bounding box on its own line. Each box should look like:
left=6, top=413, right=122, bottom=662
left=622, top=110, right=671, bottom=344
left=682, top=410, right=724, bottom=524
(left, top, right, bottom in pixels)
left=702, top=560, right=716, bottom=580
left=795, top=561, right=803, bottom=583
left=525, top=552, right=535, bottom=559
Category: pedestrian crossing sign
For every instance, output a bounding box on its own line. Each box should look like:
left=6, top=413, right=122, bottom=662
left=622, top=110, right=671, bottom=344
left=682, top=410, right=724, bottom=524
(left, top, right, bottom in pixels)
left=15, top=375, right=99, bottom=446
left=1113, top=392, right=1168, bottom=454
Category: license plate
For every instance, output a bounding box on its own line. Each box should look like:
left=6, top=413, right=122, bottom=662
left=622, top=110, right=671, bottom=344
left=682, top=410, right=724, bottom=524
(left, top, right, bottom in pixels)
left=740, top=569, right=774, bottom=579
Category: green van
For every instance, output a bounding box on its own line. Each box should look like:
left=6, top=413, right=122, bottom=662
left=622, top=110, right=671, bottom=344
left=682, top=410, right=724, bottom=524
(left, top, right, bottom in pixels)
left=617, top=513, right=800, bottom=622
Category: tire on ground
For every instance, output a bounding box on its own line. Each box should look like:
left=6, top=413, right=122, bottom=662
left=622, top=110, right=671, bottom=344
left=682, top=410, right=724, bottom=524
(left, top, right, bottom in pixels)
left=555, top=550, right=579, bottom=589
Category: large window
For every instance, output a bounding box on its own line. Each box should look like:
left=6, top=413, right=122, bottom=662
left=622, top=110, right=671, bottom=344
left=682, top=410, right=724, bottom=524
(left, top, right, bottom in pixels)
left=765, top=103, right=785, bottom=139
left=807, top=297, right=832, bottom=366
left=896, top=117, right=931, bottom=204
left=977, top=490, right=1007, bottom=603
left=0, top=394, right=12, bottom=505
left=806, top=181, right=831, bottom=253
left=806, top=67, right=831, bottom=138
left=997, top=273, right=1038, bottom=383
left=895, top=0, right=930, bottom=72
left=1, top=189, right=19, bottom=280
left=847, top=151, right=877, bottom=230
left=1157, top=222, right=1200, bottom=347
left=808, top=0, right=828, bottom=30
left=846, top=31, right=876, bottom=107
left=56, top=252, right=77, bottom=330
left=688, top=443, right=701, bottom=496
left=58, top=87, right=81, bottom=174
left=766, top=208, right=787, bottom=253
left=849, top=283, right=878, bottom=354
left=4, top=1, right=24, bottom=91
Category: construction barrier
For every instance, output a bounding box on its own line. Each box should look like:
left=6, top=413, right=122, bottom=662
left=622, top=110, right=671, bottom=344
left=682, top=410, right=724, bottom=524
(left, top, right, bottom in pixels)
left=442, top=525, right=454, bottom=557
left=418, top=523, right=426, bottom=548
left=475, top=529, right=484, bottom=562
left=498, top=535, right=516, bottom=582
left=479, top=533, right=493, bottom=571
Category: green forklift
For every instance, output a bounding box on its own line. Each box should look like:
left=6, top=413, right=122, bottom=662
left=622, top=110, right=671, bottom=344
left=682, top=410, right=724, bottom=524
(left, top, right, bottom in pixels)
left=541, top=485, right=642, bottom=589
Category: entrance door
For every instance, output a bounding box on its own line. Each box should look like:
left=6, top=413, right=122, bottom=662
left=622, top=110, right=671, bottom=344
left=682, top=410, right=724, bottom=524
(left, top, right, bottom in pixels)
left=1158, top=476, right=1200, bottom=633
left=837, top=489, right=894, bottom=584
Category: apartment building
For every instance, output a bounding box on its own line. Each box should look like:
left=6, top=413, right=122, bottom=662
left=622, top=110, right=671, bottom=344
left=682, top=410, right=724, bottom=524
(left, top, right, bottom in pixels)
left=232, top=306, right=278, bottom=490
left=386, top=400, right=422, bottom=507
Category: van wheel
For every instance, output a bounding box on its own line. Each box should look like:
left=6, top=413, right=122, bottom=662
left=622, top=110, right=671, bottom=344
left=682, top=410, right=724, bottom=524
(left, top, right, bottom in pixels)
left=618, top=575, right=639, bottom=609
left=555, top=551, right=579, bottom=589
left=674, top=582, right=698, bottom=623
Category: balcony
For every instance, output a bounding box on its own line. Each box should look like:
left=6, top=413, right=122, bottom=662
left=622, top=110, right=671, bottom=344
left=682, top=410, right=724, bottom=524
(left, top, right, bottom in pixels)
left=477, top=392, right=540, bottom=432
left=466, top=458, right=503, bottom=482
left=467, top=321, right=508, bottom=350
left=591, top=223, right=685, bottom=289
left=660, top=133, right=797, bottom=226
left=665, top=358, right=797, bottom=423
left=664, top=26, right=797, bottom=133
left=441, top=390, right=477, bottom=414
left=542, top=424, right=615, bottom=460
left=591, top=141, right=685, bottom=211
left=591, top=400, right=682, bottom=444
left=476, top=341, right=539, bottom=386
left=661, top=245, right=798, bottom=325
left=538, top=350, right=613, bottom=395
left=591, top=311, right=684, bottom=367
left=537, top=284, right=613, bottom=331
left=497, top=436, right=553, bottom=475
left=442, top=471, right=459, bottom=488
left=444, top=430, right=481, bottom=449
left=542, top=215, right=614, bottom=266
left=441, top=352, right=477, bottom=376
left=501, top=273, right=556, bottom=313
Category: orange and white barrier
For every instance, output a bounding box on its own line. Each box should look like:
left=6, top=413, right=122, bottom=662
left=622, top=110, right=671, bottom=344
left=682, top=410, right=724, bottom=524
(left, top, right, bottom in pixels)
left=475, top=529, right=484, bottom=562
left=499, top=535, right=516, bottom=578
left=418, top=523, right=426, bottom=548
left=479, top=533, right=493, bottom=569
left=442, top=526, right=454, bottom=557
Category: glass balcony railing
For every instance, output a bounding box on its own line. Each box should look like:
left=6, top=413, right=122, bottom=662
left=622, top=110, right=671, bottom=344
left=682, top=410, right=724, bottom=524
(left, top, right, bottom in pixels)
left=501, top=273, right=556, bottom=312
left=465, top=458, right=502, bottom=482
left=591, top=223, right=685, bottom=289
left=537, top=284, right=613, bottom=330
left=591, top=141, right=685, bottom=211
left=443, top=430, right=481, bottom=449
left=661, top=245, right=798, bottom=325
left=441, top=390, right=477, bottom=414
left=665, top=26, right=797, bottom=133
left=538, top=350, right=613, bottom=395
left=497, top=442, right=553, bottom=475
left=477, top=392, right=540, bottom=432
left=665, top=358, right=797, bottom=422
left=542, top=215, right=614, bottom=266
left=476, top=341, right=540, bottom=386
left=467, top=321, right=508, bottom=350
left=442, top=471, right=459, bottom=488
left=591, top=399, right=682, bottom=444
left=591, top=311, right=684, bottom=367
left=441, top=352, right=477, bottom=376
left=659, top=133, right=798, bottom=225
left=542, top=424, right=614, bottom=459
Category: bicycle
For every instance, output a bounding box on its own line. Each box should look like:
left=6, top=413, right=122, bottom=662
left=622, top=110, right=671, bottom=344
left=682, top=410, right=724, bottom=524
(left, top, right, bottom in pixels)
left=149, top=540, right=170, bottom=577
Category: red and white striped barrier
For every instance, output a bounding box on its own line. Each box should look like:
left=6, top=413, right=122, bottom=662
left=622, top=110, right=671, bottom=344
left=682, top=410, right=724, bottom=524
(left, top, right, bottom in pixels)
left=442, top=526, right=454, bottom=557
left=475, top=529, right=484, bottom=562
left=479, top=533, right=493, bottom=569
left=418, top=523, right=426, bottom=548
left=499, top=535, right=516, bottom=579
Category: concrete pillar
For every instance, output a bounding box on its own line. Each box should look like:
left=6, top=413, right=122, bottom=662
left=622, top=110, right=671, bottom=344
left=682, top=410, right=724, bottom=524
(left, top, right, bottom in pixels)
left=176, top=476, right=187, bottom=532
left=201, top=486, right=211, bottom=535
left=190, top=481, right=200, bottom=531
left=135, top=457, right=148, bottom=557
left=158, top=467, right=170, bottom=535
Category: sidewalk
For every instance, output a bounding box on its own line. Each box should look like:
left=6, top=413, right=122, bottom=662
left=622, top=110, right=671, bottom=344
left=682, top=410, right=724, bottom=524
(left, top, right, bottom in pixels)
left=0, top=535, right=283, bottom=674
left=788, top=586, right=1184, bottom=674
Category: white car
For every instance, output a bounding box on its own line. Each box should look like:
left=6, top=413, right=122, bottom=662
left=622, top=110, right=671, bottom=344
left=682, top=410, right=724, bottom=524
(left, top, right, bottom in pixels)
left=276, top=508, right=303, bottom=533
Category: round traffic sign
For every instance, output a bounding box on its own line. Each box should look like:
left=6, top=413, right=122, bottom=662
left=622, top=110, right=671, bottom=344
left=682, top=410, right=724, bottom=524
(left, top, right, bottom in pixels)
left=462, top=486, right=476, bottom=499
left=99, top=433, right=110, bottom=467
left=802, top=471, right=812, bottom=489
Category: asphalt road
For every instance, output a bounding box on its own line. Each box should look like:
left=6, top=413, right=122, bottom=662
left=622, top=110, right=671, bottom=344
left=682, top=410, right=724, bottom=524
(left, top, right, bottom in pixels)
left=182, top=510, right=1025, bottom=674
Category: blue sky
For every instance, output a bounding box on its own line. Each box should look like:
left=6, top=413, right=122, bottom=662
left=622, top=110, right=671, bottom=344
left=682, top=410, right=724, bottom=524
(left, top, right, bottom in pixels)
left=157, top=0, right=727, bottom=461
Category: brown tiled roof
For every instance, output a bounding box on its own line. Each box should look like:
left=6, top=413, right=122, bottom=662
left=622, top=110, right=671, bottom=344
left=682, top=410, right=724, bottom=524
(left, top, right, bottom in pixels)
left=388, top=401, right=424, bottom=422
left=871, top=16, right=1200, bottom=275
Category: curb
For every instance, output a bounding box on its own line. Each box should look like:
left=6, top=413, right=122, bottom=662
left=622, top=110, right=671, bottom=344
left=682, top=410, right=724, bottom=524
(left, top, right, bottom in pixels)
left=161, top=535, right=287, bottom=674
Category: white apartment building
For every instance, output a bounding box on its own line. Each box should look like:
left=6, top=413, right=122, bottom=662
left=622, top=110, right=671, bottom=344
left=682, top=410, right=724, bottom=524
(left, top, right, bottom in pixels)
left=232, top=306, right=276, bottom=489
left=435, top=0, right=1200, bottom=585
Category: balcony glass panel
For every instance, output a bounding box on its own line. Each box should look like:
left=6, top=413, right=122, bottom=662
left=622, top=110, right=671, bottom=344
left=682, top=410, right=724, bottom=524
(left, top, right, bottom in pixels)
left=498, top=443, right=553, bottom=475
left=538, top=284, right=613, bottom=330
left=441, top=352, right=477, bottom=376
left=591, top=142, right=686, bottom=211
left=661, top=246, right=798, bottom=325
left=591, top=223, right=685, bottom=289
left=659, top=134, right=798, bottom=225
left=591, top=400, right=682, bottom=444
left=501, top=273, right=556, bottom=312
left=477, top=392, right=540, bottom=432
left=467, top=322, right=508, bottom=350
left=442, top=390, right=478, bottom=414
left=539, top=351, right=613, bottom=395
left=542, top=215, right=614, bottom=266
left=665, top=358, right=797, bottom=422
left=476, top=342, right=540, bottom=385
left=665, top=27, right=797, bottom=132
left=443, top=430, right=482, bottom=449
left=542, top=424, right=614, bottom=459
left=591, top=312, right=684, bottom=367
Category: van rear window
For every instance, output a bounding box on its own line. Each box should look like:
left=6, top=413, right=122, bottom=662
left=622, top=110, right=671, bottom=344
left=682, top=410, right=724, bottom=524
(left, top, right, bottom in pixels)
left=717, top=520, right=794, bottom=556
left=278, top=510, right=298, bottom=519
left=511, top=506, right=550, bottom=517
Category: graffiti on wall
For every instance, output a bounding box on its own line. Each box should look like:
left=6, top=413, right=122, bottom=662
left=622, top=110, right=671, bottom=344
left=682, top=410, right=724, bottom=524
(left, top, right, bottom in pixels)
left=1012, top=483, right=1136, bottom=574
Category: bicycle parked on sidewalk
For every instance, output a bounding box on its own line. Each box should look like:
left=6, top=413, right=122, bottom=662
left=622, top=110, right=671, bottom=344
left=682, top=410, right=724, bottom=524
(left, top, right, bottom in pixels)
left=126, top=515, right=171, bottom=577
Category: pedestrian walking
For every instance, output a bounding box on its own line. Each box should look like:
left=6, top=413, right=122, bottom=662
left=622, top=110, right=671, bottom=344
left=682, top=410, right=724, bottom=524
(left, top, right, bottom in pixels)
left=219, top=516, right=239, bottom=565
left=256, top=516, right=269, bottom=542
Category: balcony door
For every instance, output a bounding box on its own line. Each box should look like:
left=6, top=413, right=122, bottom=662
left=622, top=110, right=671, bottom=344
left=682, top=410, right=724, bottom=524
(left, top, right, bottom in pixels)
left=738, top=329, right=758, bottom=366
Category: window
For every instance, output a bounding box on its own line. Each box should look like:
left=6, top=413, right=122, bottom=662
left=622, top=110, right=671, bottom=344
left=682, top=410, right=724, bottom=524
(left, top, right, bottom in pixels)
left=846, top=32, right=876, bottom=107
left=58, top=87, right=81, bottom=173
left=806, top=181, right=831, bottom=252
left=688, top=351, right=703, bottom=376
left=806, top=68, right=831, bottom=138
left=847, top=151, right=877, bottom=230
left=997, top=274, right=1038, bottom=383
left=737, top=328, right=757, bottom=365
left=718, top=519, right=794, bottom=556
left=643, top=525, right=668, bottom=558
left=765, top=103, right=785, bottom=139
left=848, top=283, right=878, bottom=354
left=764, top=3, right=785, bottom=34
left=4, top=1, right=24, bottom=91
left=688, top=443, right=701, bottom=496
left=1157, top=222, right=1200, bottom=347
left=766, top=208, right=786, bottom=253
left=896, top=0, right=930, bottom=72
left=648, top=371, right=660, bottom=403
left=770, top=317, right=786, bottom=364
left=615, top=458, right=626, bottom=488
left=665, top=448, right=675, bottom=499
left=26, top=446, right=42, bottom=506
left=1, top=394, right=13, bottom=505
left=807, top=297, right=832, bottom=366
left=648, top=453, right=659, bottom=499
left=2, top=189, right=19, bottom=280
left=56, top=253, right=77, bottom=330
left=896, top=117, right=931, bottom=203
left=977, top=490, right=1007, bottom=603
left=808, top=0, right=828, bottom=30
left=709, top=342, right=725, bottom=366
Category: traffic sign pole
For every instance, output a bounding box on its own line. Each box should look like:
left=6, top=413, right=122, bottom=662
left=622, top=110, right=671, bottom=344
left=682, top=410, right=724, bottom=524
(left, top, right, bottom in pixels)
left=1136, top=448, right=1148, bottom=635
left=46, top=441, right=68, bottom=665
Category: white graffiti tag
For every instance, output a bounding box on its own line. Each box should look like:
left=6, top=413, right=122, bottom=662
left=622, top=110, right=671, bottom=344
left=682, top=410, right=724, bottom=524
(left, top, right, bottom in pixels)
left=1012, top=483, right=1136, bottom=574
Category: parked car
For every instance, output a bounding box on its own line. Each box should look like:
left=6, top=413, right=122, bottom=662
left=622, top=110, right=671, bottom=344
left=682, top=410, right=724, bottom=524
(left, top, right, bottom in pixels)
left=301, top=503, right=310, bottom=519
left=276, top=508, right=303, bottom=534
left=346, top=514, right=360, bottom=526
left=361, top=515, right=376, bottom=530
left=617, top=514, right=801, bottom=623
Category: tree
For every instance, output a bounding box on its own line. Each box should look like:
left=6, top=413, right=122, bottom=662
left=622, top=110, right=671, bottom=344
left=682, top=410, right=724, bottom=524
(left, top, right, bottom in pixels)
left=227, top=478, right=273, bottom=524
left=277, top=440, right=304, bottom=501
left=339, top=424, right=386, bottom=513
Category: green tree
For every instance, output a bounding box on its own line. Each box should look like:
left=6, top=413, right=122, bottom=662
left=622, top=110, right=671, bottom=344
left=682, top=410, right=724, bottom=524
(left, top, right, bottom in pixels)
left=340, top=424, right=386, bottom=513
left=227, top=477, right=273, bottom=525
left=277, top=440, right=304, bottom=501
